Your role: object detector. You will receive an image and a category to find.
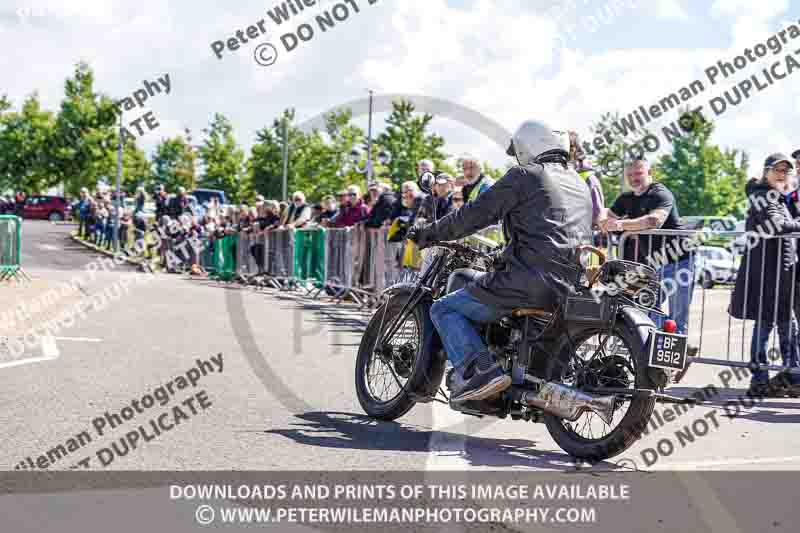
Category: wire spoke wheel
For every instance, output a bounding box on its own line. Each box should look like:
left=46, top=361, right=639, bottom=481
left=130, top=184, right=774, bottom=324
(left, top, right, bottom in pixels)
left=559, top=332, right=636, bottom=442
left=356, top=296, right=433, bottom=420
left=544, top=323, right=657, bottom=461
left=365, top=312, right=419, bottom=404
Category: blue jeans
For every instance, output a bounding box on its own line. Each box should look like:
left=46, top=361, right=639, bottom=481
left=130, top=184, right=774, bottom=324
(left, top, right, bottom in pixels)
left=430, top=289, right=504, bottom=367
left=750, top=319, right=800, bottom=385
left=652, top=257, right=695, bottom=335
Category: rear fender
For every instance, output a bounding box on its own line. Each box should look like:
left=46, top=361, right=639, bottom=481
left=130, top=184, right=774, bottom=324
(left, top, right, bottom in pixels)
left=616, top=305, right=670, bottom=390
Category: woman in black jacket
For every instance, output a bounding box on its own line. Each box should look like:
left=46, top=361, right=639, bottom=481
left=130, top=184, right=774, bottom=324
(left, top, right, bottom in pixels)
left=729, top=154, right=800, bottom=395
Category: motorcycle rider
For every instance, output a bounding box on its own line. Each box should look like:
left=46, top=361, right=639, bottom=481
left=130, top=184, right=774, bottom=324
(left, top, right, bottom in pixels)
left=409, top=120, right=593, bottom=402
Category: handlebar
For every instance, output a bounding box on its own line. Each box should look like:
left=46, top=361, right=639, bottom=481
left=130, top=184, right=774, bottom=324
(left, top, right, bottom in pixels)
left=429, top=240, right=493, bottom=259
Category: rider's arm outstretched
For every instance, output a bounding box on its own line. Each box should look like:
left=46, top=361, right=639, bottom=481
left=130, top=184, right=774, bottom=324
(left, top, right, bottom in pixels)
left=414, top=171, right=520, bottom=247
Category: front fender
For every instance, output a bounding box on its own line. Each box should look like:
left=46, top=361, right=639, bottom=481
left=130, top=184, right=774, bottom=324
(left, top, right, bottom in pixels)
left=379, top=282, right=421, bottom=300
left=378, top=285, right=446, bottom=401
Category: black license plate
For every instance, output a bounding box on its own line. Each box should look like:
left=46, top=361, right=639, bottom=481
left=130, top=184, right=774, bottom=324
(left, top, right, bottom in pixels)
left=648, top=330, right=688, bottom=371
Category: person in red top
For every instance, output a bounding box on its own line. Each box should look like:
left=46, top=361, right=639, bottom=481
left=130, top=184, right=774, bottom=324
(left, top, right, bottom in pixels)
left=328, top=185, right=368, bottom=228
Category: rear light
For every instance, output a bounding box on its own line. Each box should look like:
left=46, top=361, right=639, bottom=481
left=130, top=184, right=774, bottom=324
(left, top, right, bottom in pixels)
left=663, top=320, right=678, bottom=333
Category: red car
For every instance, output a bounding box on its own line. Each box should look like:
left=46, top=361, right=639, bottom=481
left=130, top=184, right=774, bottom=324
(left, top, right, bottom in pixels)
left=22, top=195, right=71, bottom=221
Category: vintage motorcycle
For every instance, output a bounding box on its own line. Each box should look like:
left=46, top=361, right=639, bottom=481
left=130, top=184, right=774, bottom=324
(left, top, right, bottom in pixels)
left=355, top=182, right=691, bottom=461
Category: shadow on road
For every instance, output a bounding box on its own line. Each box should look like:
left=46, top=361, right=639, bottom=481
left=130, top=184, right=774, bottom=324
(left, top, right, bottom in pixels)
left=665, top=385, right=800, bottom=424
left=263, top=411, right=618, bottom=471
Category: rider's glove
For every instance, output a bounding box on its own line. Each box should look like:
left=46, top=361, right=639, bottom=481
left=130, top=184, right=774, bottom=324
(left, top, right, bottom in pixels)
left=407, top=226, right=433, bottom=250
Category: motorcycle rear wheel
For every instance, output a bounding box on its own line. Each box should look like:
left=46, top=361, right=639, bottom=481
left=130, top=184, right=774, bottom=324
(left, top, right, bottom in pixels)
left=543, top=323, right=657, bottom=461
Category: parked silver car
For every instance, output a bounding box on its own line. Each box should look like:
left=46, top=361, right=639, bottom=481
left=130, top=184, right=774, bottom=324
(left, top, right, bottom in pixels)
left=694, top=245, right=738, bottom=289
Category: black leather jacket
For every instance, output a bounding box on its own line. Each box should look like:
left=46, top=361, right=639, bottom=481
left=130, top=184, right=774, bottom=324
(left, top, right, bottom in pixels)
left=418, top=163, right=593, bottom=313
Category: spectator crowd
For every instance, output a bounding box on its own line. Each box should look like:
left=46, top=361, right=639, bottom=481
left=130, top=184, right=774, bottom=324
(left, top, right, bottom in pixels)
left=11, top=136, right=800, bottom=398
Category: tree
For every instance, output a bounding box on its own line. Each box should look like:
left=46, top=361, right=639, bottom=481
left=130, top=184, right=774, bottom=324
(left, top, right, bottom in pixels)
left=482, top=161, right=506, bottom=180
left=249, top=109, right=301, bottom=201
left=119, top=138, right=153, bottom=195
left=198, top=113, right=247, bottom=203
left=249, top=108, right=366, bottom=202
left=653, top=109, right=748, bottom=217
left=50, top=62, right=119, bottom=195
left=0, top=93, right=56, bottom=193
left=376, top=100, right=447, bottom=189
left=152, top=131, right=197, bottom=193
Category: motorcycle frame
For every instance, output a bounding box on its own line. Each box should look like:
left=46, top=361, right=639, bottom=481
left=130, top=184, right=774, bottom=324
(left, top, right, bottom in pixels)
left=374, top=243, right=667, bottom=404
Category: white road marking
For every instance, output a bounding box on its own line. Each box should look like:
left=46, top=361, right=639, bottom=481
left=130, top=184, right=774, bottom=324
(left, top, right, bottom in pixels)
left=426, top=403, right=470, bottom=470
left=37, top=244, right=60, bottom=251
left=54, top=337, right=102, bottom=343
left=646, top=455, right=800, bottom=470
left=41, top=335, right=59, bottom=358
left=0, top=355, right=59, bottom=370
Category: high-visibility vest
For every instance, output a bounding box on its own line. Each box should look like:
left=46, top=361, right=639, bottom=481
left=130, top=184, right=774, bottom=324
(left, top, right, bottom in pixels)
left=467, top=176, right=495, bottom=203
left=466, top=176, right=503, bottom=246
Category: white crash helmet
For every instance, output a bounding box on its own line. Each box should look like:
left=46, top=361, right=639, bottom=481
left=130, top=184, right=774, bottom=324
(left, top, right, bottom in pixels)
left=506, top=120, right=570, bottom=166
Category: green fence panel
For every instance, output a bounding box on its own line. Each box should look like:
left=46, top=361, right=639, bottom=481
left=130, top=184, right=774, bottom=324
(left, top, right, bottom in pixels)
left=0, top=215, right=23, bottom=281
left=0, top=216, right=21, bottom=268
left=293, top=228, right=327, bottom=287
left=213, top=234, right=239, bottom=280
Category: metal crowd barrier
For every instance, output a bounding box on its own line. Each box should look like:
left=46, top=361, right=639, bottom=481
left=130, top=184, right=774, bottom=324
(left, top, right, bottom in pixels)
left=236, top=231, right=260, bottom=278
left=155, top=222, right=505, bottom=307
left=618, top=228, right=800, bottom=376
left=293, top=227, right=327, bottom=296
left=0, top=215, right=30, bottom=282
left=324, top=227, right=355, bottom=299
left=264, top=228, right=295, bottom=289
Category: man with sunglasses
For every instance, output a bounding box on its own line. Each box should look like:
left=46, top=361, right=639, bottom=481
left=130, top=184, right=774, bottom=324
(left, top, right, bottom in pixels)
left=328, top=185, right=368, bottom=228
left=283, top=191, right=311, bottom=229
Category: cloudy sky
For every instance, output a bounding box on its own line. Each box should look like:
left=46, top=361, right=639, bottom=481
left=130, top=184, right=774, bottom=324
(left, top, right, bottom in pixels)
left=0, top=0, right=798, bottom=178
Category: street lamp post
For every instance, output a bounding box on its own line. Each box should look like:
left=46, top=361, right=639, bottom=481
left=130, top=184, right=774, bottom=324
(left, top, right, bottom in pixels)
left=282, top=118, right=289, bottom=202
left=348, top=147, right=391, bottom=182
left=366, top=89, right=374, bottom=187
left=113, top=112, right=123, bottom=253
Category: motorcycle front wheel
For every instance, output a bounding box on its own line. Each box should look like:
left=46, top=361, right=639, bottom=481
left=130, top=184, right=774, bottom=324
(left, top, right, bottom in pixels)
left=355, top=295, right=433, bottom=420
left=543, top=322, right=657, bottom=461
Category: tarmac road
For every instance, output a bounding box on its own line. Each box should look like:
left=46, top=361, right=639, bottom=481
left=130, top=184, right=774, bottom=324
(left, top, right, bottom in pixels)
left=3, top=220, right=800, bottom=474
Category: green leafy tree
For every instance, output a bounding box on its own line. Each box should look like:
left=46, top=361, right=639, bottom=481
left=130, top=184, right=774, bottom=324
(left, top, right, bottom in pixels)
left=376, top=100, right=447, bottom=189
left=482, top=161, right=506, bottom=180
left=653, top=110, right=748, bottom=217
left=152, top=131, right=197, bottom=193
left=119, top=138, right=153, bottom=195
left=0, top=93, right=56, bottom=193
left=198, top=113, right=247, bottom=203
left=50, top=62, right=119, bottom=195
left=249, top=108, right=367, bottom=202
left=249, top=109, right=302, bottom=201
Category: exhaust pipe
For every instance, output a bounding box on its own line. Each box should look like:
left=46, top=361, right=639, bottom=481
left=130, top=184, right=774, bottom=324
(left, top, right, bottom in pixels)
left=519, top=381, right=617, bottom=425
